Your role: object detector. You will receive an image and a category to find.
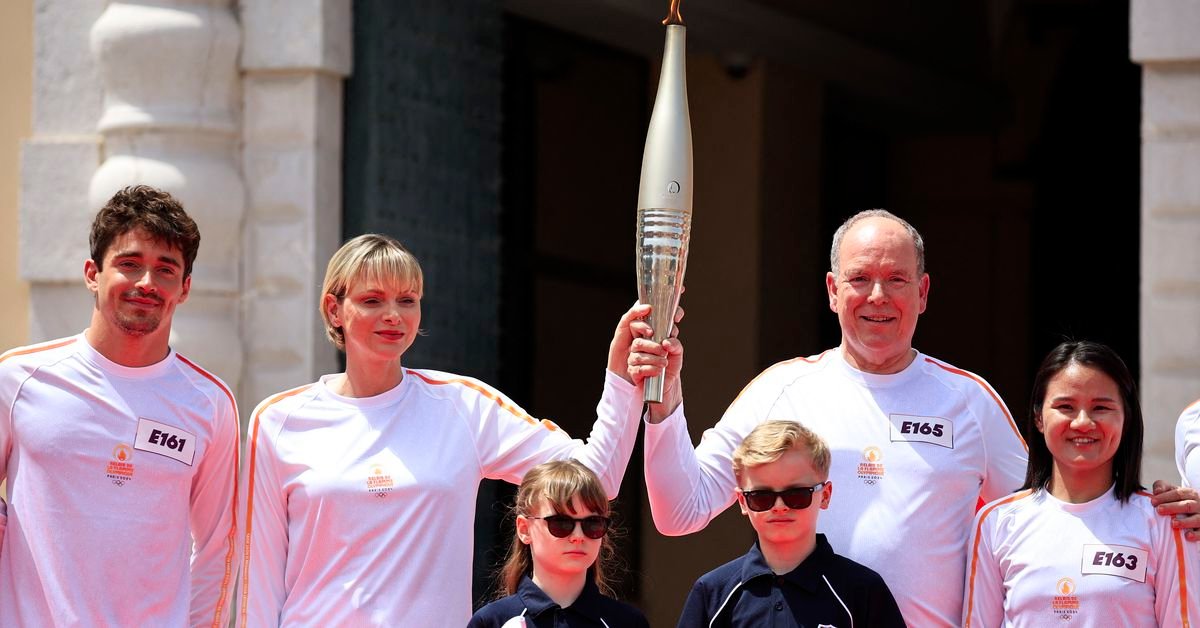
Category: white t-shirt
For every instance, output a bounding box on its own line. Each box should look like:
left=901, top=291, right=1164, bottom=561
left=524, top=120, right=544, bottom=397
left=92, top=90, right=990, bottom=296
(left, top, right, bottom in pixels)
left=644, top=348, right=1029, bottom=627
left=0, top=334, right=241, bottom=627
left=1177, top=399, right=1200, bottom=488
left=964, top=487, right=1199, bottom=627
left=238, top=368, right=642, bottom=627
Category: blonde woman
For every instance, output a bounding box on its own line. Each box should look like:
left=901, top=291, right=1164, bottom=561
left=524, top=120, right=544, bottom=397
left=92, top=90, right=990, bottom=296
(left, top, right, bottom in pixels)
left=238, top=234, right=674, bottom=626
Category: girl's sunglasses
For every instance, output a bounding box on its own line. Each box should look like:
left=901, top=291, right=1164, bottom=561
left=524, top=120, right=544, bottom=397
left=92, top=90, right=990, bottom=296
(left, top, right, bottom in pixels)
left=527, top=514, right=611, bottom=539
left=741, top=482, right=827, bottom=512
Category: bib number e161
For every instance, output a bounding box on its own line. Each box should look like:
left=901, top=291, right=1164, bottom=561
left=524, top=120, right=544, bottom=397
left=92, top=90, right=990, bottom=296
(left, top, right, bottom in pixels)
left=134, top=417, right=197, bottom=466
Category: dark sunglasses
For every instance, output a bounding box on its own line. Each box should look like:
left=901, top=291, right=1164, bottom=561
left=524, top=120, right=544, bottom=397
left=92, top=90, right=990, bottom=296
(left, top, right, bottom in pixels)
left=527, top=514, right=611, bottom=539
left=741, top=482, right=827, bottom=512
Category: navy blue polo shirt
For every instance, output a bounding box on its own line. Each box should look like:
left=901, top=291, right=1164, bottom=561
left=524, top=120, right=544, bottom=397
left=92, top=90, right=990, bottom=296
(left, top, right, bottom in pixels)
left=468, top=574, right=649, bottom=628
left=677, top=534, right=905, bottom=628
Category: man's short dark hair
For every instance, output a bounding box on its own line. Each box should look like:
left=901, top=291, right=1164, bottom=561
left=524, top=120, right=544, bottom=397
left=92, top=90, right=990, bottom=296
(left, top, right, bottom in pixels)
left=89, top=185, right=201, bottom=278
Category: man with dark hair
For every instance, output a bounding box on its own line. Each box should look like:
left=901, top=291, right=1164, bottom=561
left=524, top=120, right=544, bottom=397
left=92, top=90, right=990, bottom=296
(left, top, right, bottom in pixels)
left=89, top=184, right=202, bottom=280
left=0, top=185, right=239, bottom=626
left=633, top=209, right=1200, bottom=626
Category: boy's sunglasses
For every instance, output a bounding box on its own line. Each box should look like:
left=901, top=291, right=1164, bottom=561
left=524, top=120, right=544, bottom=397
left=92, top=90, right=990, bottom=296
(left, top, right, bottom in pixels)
left=527, top=515, right=611, bottom=539
left=741, top=482, right=827, bottom=512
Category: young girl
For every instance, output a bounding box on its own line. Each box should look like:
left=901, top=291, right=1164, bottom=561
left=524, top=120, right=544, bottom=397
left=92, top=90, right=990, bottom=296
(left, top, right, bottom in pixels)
left=963, top=341, right=1199, bottom=626
left=468, top=460, right=649, bottom=627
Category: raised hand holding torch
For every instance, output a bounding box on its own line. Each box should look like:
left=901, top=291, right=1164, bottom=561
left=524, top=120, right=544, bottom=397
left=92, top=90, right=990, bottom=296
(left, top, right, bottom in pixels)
left=636, top=0, right=692, bottom=404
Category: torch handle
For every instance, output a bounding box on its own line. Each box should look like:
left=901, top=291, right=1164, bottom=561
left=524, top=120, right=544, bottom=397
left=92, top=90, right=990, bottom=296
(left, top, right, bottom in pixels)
left=644, top=373, right=666, bottom=404
left=636, top=206, right=691, bottom=403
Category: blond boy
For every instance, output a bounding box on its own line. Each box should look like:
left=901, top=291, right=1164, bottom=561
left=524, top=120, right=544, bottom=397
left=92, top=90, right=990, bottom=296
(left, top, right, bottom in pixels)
left=677, top=421, right=904, bottom=627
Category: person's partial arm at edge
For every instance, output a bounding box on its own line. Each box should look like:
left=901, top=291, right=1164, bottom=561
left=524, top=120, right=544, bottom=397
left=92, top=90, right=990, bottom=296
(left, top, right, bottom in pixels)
left=1151, top=401, right=1200, bottom=542
left=961, top=508, right=1004, bottom=628
left=1150, top=480, right=1200, bottom=542
left=1150, top=498, right=1200, bottom=626
left=0, top=425, right=7, bottom=559
left=0, top=360, right=14, bottom=559
left=188, top=388, right=241, bottom=628
left=1175, top=400, right=1200, bottom=489
left=238, top=400, right=291, bottom=628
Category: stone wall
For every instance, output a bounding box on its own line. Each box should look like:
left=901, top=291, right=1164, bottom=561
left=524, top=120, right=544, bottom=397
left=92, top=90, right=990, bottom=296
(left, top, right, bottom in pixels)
left=20, top=0, right=105, bottom=343
left=240, top=0, right=350, bottom=412
left=1132, top=0, right=1200, bottom=483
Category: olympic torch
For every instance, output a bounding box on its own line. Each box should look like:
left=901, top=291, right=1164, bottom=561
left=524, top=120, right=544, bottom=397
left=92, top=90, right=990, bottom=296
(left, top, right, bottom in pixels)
left=636, top=0, right=692, bottom=403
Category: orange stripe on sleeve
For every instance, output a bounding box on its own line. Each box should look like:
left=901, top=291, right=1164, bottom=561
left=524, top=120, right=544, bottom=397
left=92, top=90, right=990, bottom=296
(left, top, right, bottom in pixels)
left=1141, top=489, right=1193, bottom=627
left=0, top=338, right=76, bottom=363
left=239, top=384, right=312, bottom=628
left=925, top=358, right=1028, bottom=452
left=1173, top=527, right=1192, bottom=628
left=726, top=350, right=832, bottom=409
left=175, top=355, right=241, bottom=628
left=964, top=489, right=1034, bottom=627
left=405, top=370, right=541, bottom=427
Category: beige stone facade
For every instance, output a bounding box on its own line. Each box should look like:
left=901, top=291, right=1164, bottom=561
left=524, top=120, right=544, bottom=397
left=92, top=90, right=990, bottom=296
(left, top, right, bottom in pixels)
left=1132, top=0, right=1200, bottom=483
left=2, top=2, right=1198, bottom=624
left=0, top=0, right=32, bottom=353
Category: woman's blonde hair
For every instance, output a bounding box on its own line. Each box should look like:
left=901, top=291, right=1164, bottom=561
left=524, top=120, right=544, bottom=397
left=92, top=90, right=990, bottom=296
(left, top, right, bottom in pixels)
left=732, top=420, right=831, bottom=482
left=320, top=233, right=424, bottom=350
left=498, top=460, right=618, bottom=599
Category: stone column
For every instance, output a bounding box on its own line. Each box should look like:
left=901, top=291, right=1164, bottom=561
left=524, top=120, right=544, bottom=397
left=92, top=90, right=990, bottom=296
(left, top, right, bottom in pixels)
left=1132, top=1, right=1200, bottom=482
left=20, top=0, right=107, bottom=342
left=239, top=0, right=350, bottom=412
left=85, top=0, right=245, bottom=391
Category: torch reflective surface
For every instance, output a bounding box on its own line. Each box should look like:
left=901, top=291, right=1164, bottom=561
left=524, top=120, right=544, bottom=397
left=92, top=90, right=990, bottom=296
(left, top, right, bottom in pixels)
left=637, top=206, right=691, bottom=402
left=636, top=19, right=692, bottom=403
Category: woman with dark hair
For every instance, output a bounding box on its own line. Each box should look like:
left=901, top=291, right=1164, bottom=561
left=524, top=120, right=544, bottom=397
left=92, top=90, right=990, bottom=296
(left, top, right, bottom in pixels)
left=963, top=341, right=1199, bottom=627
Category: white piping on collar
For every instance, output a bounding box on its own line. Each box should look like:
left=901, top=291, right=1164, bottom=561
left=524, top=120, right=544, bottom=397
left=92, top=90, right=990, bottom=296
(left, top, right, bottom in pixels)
left=821, top=574, right=853, bottom=628
left=709, top=580, right=746, bottom=628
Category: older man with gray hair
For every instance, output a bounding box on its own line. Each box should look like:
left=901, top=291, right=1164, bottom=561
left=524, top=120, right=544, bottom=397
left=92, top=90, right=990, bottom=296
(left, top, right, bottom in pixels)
left=632, top=209, right=1200, bottom=627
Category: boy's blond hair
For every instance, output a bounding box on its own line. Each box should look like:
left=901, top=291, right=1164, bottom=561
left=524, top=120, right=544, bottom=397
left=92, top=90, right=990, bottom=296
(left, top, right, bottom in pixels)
left=732, top=420, right=831, bottom=482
